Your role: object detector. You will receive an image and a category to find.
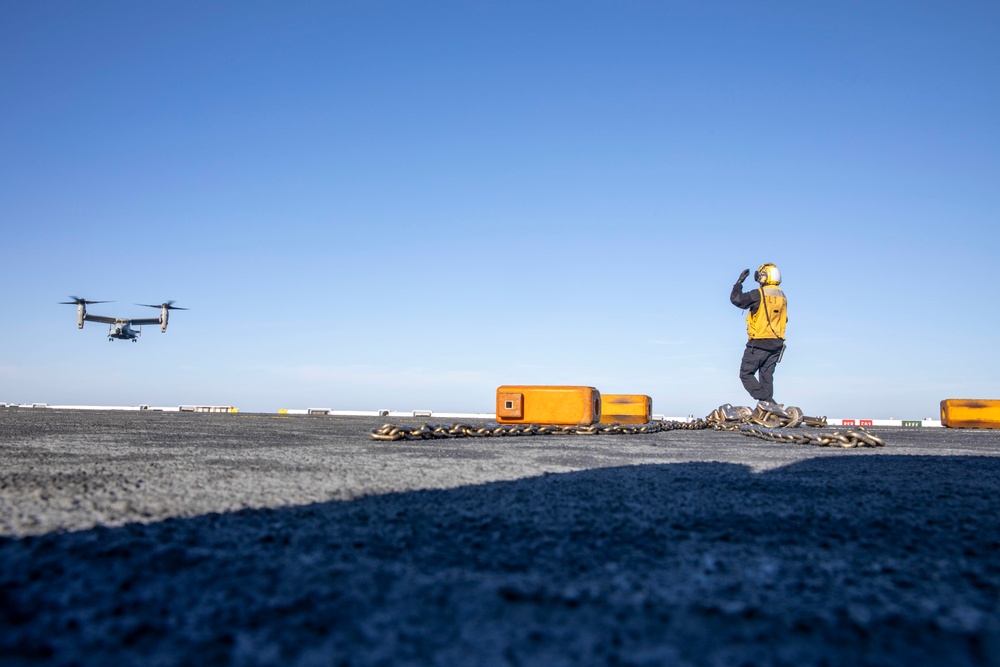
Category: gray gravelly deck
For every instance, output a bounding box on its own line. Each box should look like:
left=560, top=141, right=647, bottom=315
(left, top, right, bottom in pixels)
left=2, top=409, right=999, bottom=666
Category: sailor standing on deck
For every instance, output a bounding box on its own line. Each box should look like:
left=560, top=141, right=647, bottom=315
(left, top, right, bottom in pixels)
left=731, top=263, right=787, bottom=413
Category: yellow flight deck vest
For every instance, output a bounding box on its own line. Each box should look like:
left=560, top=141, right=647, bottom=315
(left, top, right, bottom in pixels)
left=746, top=286, right=787, bottom=340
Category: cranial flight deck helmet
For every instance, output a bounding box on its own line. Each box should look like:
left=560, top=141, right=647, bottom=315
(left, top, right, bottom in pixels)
left=754, top=262, right=781, bottom=286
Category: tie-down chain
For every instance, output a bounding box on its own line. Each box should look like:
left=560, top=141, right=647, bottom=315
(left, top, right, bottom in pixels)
left=370, top=418, right=707, bottom=441
left=370, top=403, right=885, bottom=448
left=705, top=403, right=884, bottom=446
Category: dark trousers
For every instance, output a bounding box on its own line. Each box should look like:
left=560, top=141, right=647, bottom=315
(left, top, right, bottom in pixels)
left=739, top=344, right=782, bottom=402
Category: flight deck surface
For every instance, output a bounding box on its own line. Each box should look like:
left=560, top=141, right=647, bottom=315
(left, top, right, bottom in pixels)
left=2, top=409, right=999, bottom=666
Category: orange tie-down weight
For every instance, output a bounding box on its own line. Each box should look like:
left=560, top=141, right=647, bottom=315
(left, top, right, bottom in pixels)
left=599, top=394, right=652, bottom=425
left=496, top=386, right=601, bottom=425
left=941, top=399, right=1000, bottom=429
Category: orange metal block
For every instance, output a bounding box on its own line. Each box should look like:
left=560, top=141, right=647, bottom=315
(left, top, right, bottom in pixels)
left=941, top=399, right=1000, bottom=429
left=599, top=394, right=652, bottom=424
left=496, top=386, right=601, bottom=425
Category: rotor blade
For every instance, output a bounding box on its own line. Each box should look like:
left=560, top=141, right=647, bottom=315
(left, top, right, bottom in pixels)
left=137, top=301, right=188, bottom=310
left=61, top=296, right=112, bottom=305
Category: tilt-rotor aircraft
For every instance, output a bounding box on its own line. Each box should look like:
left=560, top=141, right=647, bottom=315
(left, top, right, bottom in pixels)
left=61, top=297, right=187, bottom=342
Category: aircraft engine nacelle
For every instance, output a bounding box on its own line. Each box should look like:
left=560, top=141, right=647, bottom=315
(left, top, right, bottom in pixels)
left=137, top=300, right=184, bottom=332
left=77, top=304, right=86, bottom=329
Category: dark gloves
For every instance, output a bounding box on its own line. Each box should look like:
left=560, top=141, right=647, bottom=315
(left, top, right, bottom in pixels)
left=737, top=268, right=750, bottom=285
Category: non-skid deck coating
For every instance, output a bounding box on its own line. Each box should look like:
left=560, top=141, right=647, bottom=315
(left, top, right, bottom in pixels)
left=1, top=409, right=999, bottom=666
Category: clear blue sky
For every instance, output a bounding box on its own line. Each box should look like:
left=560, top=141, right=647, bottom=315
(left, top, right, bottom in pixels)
left=2, top=1, right=997, bottom=418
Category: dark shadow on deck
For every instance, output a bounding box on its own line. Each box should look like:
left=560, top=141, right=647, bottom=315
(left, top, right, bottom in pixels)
left=2, top=455, right=1000, bottom=666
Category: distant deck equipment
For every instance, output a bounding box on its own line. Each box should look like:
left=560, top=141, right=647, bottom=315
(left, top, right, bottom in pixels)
left=940, top=399, right=1000, bottom=429
left=599, top=394, right=652, bottom=425
left=496, top=385, right=601, bottom=425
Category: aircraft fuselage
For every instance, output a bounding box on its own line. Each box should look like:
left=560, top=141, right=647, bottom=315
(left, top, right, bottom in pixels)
left=109, top=320, right=139, bottom=341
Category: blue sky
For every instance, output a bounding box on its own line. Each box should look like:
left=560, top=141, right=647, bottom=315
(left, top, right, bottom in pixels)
left=2, top=1, right=997, bottom=418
